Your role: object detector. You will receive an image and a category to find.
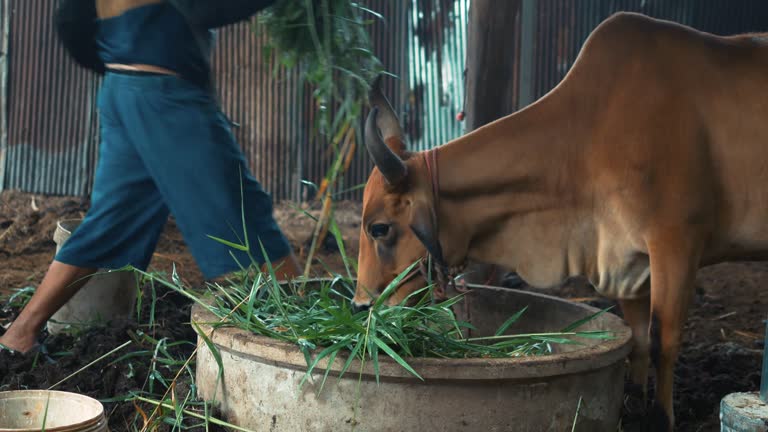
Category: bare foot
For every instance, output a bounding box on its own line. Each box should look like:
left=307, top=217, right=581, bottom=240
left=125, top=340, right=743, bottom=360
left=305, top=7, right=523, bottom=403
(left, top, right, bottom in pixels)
left=0, top=326, right=39, bottom=354
left=0, top=261, right=96, bottom=354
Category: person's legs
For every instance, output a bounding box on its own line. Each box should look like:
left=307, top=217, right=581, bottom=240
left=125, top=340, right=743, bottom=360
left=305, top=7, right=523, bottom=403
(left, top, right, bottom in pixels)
left=119, top=74, right=300, bottom=281
left=1, top=73, right=172, bottom=353
left=2, top=73, right=302, bottom=353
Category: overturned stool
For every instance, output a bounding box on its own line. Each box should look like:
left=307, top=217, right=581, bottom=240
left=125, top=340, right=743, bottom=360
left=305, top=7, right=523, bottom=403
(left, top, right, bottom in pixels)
left=720, top=316, right=768, bottom=432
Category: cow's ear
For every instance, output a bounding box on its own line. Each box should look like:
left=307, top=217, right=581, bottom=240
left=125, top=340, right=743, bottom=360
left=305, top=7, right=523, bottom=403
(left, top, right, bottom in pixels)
left=408, top=198, right=445, bottom=266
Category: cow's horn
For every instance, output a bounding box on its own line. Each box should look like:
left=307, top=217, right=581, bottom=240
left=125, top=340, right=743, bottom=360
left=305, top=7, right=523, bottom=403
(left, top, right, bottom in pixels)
left=365, top=107, right=407, bottom=185
left=369, top=75, right=404, bottom=141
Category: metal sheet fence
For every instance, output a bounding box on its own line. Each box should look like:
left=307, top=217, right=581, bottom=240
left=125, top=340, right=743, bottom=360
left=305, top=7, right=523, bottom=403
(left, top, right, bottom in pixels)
left=210, top=19, right=305, bottom=202
left=2, top=1, right=768, bottom=201
left=403, top=0, right=469, bottom=152
left=3, top=0, right=100, bottom=196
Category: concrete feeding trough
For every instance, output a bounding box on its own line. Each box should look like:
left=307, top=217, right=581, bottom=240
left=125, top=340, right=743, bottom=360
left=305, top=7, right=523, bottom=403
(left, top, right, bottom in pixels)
left=193, top=281, right=633, bottom=432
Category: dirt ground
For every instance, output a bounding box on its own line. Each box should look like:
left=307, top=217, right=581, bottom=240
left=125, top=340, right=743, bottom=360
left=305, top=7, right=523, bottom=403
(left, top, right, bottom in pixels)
left=0, top=189, right=765, bottom=431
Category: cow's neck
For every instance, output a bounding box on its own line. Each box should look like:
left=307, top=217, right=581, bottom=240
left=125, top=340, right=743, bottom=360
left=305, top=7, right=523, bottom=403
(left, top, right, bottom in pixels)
left=433, top=103, right=596, bottom=287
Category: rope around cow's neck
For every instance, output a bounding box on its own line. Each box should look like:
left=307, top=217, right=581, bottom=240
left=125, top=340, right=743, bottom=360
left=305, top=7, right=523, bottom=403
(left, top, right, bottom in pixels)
left=422, top=149, right=467, bottom=301
left=422, top=149, right=498, bottom=299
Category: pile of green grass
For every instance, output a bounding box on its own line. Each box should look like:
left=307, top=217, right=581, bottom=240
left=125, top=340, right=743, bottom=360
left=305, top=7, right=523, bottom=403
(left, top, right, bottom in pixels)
left=114, top=187, right=614, bottom=426
left=1, top=211, right=612, bottom=431
left=136, top=248, right=614, bottom=391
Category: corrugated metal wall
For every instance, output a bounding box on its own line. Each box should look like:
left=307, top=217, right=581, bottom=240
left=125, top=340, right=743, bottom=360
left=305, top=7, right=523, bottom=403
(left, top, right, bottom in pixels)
left=0, top=0, right=422, bottom=201
left=403, top=0, right=469, bottom=152
left=2, top=1, right=768, bottom=201
left=210, top=18, right=305, bottom=203
left=3, top=0, right=101, bottom=196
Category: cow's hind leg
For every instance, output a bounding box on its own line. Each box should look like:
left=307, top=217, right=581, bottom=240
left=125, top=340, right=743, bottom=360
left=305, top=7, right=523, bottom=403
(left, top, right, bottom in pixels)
left=646, top=231, right=701, bottom=431
left=619, top=294, right=651, bottom=415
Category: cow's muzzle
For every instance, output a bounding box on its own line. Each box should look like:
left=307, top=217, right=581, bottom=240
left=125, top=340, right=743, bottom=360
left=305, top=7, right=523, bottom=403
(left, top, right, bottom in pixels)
left=352, top=302, right=371, bottom=313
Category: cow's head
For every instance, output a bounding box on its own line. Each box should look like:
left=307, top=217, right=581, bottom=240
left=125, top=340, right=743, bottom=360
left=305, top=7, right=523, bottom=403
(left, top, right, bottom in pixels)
left=352, top=78, right=446, bottom=309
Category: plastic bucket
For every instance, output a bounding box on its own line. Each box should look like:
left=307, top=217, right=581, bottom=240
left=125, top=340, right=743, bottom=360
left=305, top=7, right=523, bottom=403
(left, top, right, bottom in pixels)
left=48, top=219, right=138, bottom=335
left=720, top=392, right=768, bottom=432
left=0, top=390, right=108, bottom=432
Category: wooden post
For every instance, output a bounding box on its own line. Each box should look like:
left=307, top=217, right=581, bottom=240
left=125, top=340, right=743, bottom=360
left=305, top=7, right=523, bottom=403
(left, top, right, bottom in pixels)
left=518, top=0, right=537, bottom=109
left=464, top=0, right=522, bottom=131
left=460, top=0, right=527, bottom=286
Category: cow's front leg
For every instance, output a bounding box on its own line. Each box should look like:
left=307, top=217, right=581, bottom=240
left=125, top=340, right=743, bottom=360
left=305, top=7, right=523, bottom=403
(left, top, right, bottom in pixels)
left=619, top=294, right=651, bottom=415
left=646, top=231, right=701, bottom=431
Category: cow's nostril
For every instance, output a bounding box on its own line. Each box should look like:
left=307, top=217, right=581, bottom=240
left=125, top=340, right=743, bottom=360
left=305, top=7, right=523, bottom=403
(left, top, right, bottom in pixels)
left=352, top=302, right=371, bottom=313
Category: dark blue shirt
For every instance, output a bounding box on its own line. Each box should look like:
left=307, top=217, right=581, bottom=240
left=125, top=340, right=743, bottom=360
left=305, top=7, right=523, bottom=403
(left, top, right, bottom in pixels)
left=96, top=3, right=213, bottom=89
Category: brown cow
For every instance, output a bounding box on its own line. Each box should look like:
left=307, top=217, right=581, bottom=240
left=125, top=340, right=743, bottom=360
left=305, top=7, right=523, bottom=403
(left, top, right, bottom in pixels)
left=353, top=12, right=768, bottom=431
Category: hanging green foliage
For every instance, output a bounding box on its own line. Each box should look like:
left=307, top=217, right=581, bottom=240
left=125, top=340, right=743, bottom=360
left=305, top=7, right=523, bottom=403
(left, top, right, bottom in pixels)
left=256, top=0, right=390, bottom=137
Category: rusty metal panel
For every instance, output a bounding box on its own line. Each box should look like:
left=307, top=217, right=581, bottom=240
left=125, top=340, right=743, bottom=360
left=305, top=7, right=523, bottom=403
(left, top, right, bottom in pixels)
left=210, top=19, right=305, bottom=203
left=4, top=0, right=100, bottom=196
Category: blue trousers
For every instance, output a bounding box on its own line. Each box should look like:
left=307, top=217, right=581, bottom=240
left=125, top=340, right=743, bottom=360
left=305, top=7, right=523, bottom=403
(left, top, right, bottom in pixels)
left=55, top=71, right=292, bottom=279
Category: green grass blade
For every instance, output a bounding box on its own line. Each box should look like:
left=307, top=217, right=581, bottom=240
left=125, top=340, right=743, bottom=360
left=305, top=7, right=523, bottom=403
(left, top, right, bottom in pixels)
left=561, top=307, right=613, bottom=332
left=374, top=260, right=421, bottom=309
left=574, top=331, right=616, bottom=339
left=300, top=337, right=351, bottom=388
left=41, top=393, right=50, bottom=432
left=339, top=339, right=363, bottom=380
left=372, top=337, right=423, bottom=381
left=329, top=218, right=355, bottom=278
left=205, top=235, right=249, bottom=252
left=192, top=321, right=224, bottom=418
left=494, top=306, right=529, bottom=336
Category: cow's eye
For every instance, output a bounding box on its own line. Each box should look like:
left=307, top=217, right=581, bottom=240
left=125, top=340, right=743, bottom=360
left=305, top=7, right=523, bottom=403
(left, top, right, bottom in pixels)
left=370, top=223, right=390, bottom=238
